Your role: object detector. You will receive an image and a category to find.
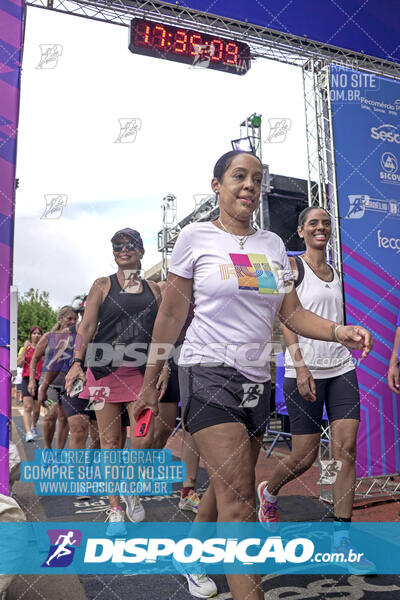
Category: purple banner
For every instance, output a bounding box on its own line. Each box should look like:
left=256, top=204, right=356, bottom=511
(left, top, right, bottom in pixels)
left=331, top=68, right=400, bottom=478
left=0, top=0, right=24, bottom=495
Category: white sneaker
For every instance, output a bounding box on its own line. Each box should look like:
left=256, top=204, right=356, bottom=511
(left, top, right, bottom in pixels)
left=30, top=426, right=38, bottom=439
left=173, top=558, right=217, bottom=599
left=25, top=432, right=34, bottom=443
left=121, top=495, right=145, bottom=522
left=184, top=573, right=218, bottom=598
left=178, top=489, right=200, bottom=514
left=105, top=507, right=127, bottom=537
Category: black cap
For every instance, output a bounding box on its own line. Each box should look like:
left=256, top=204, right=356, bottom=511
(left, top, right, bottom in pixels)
left=111, top=228, right=144, bottom=250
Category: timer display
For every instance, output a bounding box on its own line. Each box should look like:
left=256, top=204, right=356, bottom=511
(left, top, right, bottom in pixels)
left=129, top=19, right=251, bottom=75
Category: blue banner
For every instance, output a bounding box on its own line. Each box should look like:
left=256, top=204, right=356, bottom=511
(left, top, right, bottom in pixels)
left=20, top=449, right=185, bottom=496
left=160, top=0, right=400, bottom=64
left=330, top=67, right=400, bottom=478
left=0, top=522, right=399, bottom=575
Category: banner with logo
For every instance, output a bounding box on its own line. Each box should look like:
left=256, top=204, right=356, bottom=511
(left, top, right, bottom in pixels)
left=330, top=66, right=400, bottom=478
left=1, top=521, right=400, bottom=574
left=0, top=0, right=24, bottom=495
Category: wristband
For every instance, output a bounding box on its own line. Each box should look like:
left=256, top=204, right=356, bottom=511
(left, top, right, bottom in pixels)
left=333, top=325, right=343, bottom=342
left=72, top=358, right=84, bottom=366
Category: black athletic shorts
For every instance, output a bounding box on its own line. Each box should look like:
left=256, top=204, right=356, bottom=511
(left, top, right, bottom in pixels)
left=21, top=376, right=39, bottom=400
left=62, top=394, right=130, bottom=426
left=284, top=369, right=360, bottom=435
left=160, top=363, right=180, bottom=403
left=178, top=364, right=270, bottom=437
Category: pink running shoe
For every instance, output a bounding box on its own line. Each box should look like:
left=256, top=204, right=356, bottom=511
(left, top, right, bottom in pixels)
left=257, top=481, right=279, bottom=526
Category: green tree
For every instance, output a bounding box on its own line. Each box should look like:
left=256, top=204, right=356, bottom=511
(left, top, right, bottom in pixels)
left=18, top=289, right=57, bottom=350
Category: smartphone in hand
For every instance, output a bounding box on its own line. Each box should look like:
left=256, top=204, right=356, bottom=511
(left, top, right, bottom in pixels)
left=134, top=409, right=153, bottom=437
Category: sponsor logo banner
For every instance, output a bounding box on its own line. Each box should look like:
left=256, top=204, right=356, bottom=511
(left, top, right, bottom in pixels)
left=330, top=68, right=400, bottom=478
left=0, top=522, right=399, bottom=574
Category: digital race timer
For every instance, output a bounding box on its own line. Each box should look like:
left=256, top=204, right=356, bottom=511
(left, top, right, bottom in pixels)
left=129, top=18, right=251, bottom=75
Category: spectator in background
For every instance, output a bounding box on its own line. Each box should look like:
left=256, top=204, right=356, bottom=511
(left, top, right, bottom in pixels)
left=17, top=326, right=43, bottom=442
left=12, top=367, right=23, bottom=405
left=29, top=306, right=78, bottom=448
left=388, top=310, right=400, bottom=394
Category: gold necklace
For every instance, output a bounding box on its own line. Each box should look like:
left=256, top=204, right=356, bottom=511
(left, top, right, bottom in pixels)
left=217, top=218, right=254, bottom=250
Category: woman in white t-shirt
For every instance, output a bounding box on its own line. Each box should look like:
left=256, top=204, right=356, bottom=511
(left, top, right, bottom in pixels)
left=258, top=206, right=374, bottom=572
left=134, top=151, right=373, bottom=600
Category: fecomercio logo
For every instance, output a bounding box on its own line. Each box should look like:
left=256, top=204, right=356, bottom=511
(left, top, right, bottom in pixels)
left=377, top=230, right=400, bottom=253
left=370, top=124, right=400, bottom=144
left=42, top=529, right=82, bottom=567
left=84, top=536, right=314, bottom=564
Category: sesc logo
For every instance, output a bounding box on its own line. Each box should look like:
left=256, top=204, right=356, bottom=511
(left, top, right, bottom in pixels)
left=370, top=124, right=400, bottom=144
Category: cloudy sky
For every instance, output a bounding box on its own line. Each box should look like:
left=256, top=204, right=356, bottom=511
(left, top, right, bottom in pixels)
left=14, top=7, right=308, bottom=308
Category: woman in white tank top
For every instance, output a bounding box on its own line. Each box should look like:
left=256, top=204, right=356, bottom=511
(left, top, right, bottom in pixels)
left=258, top=207, right=374, bottom=571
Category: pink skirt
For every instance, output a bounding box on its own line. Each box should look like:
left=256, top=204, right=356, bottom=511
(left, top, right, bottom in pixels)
left=80, top=367, right=144, bottom=404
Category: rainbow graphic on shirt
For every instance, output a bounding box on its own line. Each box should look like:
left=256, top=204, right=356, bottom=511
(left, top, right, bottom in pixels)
left=226, top=253, right=278, bottom=294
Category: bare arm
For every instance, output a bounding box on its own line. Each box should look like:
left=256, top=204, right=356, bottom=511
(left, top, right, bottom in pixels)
left=65, top=277, right=106, bottom=394
left=37, top=370, right=59, bottom=406
left=29, top=333, right=49, bottom=383
left=17, top=341, right=30, bottom=367
left=134, top=272, right=192, bottom=418
left=281, top=257, right=316, bottom=401
left=283, top=325, right=317, bottom=402
left=279, top=286, right=373, bottom=358
left=388, top=326, right=400, bottom=394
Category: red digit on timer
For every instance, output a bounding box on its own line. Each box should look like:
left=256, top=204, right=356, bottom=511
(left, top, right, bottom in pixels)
left=225, top=42, right=239, bottom=64
left=174, top=30, right=188, bottom=54
left=210, top=39, right=223, bottom=61
left=135, top=22, right=151, bottom=46
left=153, top=25, right=167, bottom=49
left=189, top=33, right=203, bottom=56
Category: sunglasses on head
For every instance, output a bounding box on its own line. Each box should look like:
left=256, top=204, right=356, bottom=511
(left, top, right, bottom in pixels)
left=112, top=241, right=139, bottom=252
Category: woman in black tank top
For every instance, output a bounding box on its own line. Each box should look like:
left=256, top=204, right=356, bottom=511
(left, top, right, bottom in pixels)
left=65, top=228, right=168, bottom=528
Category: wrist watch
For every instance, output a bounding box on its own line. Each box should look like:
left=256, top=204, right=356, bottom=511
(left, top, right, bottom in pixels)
left=72, top=358, right=84, bottom=366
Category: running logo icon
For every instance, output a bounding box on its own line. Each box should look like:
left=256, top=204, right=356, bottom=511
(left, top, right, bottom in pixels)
left=240, top=384, right=264, bottom=407
left=265, top=118, right=291, bottom=143
left=36, top=44, right=63, bottom=69
left=115, top=118, right=142, bottom=143
left=190, top=43, right=215, bottom=69
left=42, top=529, right=81, bottom=567
left=87, top=386, right=109, bottom=411
left=41, top=194, right=67, bottom=219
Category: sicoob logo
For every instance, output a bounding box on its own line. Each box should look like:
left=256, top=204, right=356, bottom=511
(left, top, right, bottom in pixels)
left=42, top=529, right=81, bottom=567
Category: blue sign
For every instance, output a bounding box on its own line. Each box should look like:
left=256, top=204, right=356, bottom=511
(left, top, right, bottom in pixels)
left=330, top=67, right=400, bottom=478
left=161, top=0, right=400, bottom=63
left=1, top=522, right=400, bottom=575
